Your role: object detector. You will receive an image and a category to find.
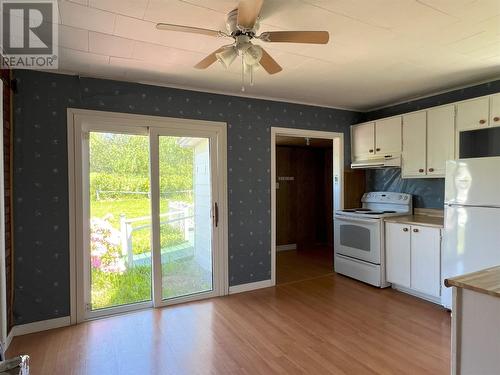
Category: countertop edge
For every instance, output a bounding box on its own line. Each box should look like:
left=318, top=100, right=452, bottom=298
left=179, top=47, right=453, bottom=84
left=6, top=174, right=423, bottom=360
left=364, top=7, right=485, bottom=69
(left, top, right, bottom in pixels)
left=445, top=266, right=500, bottom=299
left=384, top=215, right=444, bottom=228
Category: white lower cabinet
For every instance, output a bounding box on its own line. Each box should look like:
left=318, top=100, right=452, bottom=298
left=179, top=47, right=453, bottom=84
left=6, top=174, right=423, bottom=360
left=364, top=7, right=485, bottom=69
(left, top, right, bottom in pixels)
left=386, top=223, right=411, bottom=288
left=385, top=222, right=441, bottom=300
left=410, top=226, right=441, bottom=297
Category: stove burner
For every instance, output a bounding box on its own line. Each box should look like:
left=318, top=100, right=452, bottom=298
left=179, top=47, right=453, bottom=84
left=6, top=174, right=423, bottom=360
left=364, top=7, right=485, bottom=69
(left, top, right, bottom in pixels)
left=365, top=211, right=384, bottom=215
left=383, top=210, right=396, bottom=213
left=355, top=208, right=371, bottom=212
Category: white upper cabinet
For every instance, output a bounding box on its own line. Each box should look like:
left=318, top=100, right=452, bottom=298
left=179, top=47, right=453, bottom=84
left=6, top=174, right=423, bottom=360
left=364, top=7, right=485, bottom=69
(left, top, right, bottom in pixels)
left=401, top=105, right=455, bottom=179
left=351, top=93, right=498, bottom=173
left=490, top=93, right=500, bottom=127
left=402, top=112, right=426, bottom=178
left=427, top=105, right=455, bottom=177
left=351, top=122, right=375, bottom=160
left=456, top=97, right=490, bottom=131
left=375, top=117, right=402, bottom=156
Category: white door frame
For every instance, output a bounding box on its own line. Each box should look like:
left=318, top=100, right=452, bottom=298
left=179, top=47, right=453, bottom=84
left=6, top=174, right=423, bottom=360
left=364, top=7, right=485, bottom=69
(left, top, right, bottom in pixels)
left=67, top=108, right=228, bottom=323
left=270, top=127, right=344, bottom=286
left=0, top=79, right=7, bottom=350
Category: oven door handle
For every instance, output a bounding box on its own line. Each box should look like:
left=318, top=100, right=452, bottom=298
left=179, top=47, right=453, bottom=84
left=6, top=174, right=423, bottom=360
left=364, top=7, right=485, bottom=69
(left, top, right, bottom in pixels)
left=334, top=215, right=381, bottom=224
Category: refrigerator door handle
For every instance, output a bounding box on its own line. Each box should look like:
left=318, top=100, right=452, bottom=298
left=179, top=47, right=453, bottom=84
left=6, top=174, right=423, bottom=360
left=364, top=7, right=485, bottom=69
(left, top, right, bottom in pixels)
left=446, top=203, right=500, bottom=209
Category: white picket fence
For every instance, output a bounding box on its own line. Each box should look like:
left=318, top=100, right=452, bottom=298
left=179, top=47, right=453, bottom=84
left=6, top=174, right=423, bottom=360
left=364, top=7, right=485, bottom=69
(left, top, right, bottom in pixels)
left=119, top=204, right=194, bottom=265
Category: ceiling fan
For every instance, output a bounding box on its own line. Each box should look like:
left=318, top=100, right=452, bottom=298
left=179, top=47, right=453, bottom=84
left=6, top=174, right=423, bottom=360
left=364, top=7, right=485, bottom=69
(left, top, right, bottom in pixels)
left=156, top=0, right=329, bottom=90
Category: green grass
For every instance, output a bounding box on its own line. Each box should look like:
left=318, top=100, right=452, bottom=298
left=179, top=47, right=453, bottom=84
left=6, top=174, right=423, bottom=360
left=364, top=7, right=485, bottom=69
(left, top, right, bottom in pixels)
left=89, top=196, right=211, bottom=309
left=91, top=259, right=212, bottom=309
left=91, top=265, right=152, bottom=309
left=90, top=198, right=151, bottom=227
left=90, top=198, right=185, bottom=255
left=162, top=260, right=212, bottom=299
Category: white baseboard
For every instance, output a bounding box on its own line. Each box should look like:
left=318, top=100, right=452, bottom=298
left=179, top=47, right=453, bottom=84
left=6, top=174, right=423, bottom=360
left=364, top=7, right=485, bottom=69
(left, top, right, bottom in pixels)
left=276, top=244, right=297, bottom=252
left=11, top=316, right=71, bottom=338
left=2, top=329, right=14, bottom=354
left=391, top=285, right=442, bottom=305
left=229, top=279, right=274, bottom=295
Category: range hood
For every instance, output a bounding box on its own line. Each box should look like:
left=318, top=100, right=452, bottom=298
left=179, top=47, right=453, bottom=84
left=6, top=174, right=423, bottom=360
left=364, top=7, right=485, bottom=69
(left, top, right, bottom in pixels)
left=351, top=155, right=401, bottom=169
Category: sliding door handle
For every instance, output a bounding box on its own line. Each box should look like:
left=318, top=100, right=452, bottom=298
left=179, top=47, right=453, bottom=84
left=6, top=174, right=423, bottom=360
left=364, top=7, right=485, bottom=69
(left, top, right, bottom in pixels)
left=214, top=202, right=219, bottom=227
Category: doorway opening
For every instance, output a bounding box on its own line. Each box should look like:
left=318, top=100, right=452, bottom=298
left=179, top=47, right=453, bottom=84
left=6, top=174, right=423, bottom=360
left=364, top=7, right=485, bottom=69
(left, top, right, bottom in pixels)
left=68, top=109, right=228, bottom=323
left=271, top=128, right=344, bottom=286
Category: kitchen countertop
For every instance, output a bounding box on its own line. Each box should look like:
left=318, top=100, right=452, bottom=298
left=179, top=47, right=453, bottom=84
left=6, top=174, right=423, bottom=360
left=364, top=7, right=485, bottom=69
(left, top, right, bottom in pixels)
left=445, top=266, right=500, bottom=298
left=384, top=214, right=444, bottom=228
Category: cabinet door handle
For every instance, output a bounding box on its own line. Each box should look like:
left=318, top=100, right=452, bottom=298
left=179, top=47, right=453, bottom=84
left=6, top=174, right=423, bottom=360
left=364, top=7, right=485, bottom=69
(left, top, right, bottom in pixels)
left=403, top=228, right=409, bottom=232
left=428, top=168, right=434, bottom=172
left=419, top=168, right=424, bottom=173
left=376, top=148, right=381, bottom=152
left=413, top=228, right=419, bottom=233
left=479, top=119, right=486, bottom=124
left=494, top=117, right=500, bottom=122
left=369, top=149, right=374, bottom=153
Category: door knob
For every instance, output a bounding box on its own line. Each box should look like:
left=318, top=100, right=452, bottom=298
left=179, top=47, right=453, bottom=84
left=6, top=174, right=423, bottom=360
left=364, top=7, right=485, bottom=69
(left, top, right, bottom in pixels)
left=413, top=228, right=419, bottom=233
left=479, top=119, right=486, bottom=124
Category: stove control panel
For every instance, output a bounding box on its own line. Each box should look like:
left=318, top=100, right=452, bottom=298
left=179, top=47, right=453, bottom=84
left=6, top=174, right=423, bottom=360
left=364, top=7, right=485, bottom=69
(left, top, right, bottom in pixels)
left=362, top=192, right=412, bottom=204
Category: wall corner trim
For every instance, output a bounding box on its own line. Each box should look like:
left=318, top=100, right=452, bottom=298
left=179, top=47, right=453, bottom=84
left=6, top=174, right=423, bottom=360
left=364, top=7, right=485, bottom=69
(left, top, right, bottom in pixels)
left=11, top=316, right=70, bottom=338
left=228, top=279, right=274, bottom=295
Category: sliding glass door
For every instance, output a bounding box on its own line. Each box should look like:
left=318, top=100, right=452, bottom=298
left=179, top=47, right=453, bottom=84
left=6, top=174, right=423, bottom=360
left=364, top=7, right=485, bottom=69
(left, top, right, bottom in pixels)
left=87, top=130, right=153, bottom=312
left=73, top=113, right=226, bottom=321
left=157, top=136, right=213, bottom=300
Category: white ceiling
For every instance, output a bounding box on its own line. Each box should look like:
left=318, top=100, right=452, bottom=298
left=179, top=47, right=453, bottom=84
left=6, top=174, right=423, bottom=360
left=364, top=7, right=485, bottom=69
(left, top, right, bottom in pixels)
left=20, top=1, right=500, bottom=110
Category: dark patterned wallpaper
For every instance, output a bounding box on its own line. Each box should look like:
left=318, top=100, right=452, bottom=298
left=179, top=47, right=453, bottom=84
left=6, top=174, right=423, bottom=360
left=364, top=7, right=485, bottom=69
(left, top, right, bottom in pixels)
left=1, top=69, right=13, bottom=332
left=365, top=80, right=500, bottom=209
left=13, top=70, right=363, bottom=324
left=366, top=80, right=500, bottom=121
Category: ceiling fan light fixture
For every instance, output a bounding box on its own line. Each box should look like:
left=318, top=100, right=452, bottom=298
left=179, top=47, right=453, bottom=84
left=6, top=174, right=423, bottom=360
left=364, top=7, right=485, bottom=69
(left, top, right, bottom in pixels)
left=243, top=44, right=263, bottom=66
left=215, top=46, right=238, bottom=69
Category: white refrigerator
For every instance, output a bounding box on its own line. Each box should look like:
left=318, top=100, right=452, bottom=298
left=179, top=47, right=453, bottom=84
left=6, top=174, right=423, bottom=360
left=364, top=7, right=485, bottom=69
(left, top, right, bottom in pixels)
left=442, top=157, right=500, bottom=309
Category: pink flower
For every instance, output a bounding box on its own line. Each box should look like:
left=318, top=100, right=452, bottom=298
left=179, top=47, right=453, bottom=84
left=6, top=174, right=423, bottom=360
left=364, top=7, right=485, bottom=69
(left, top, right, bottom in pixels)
left=89, top=216, right=127, bottom=274
left=91, top=255, right=101, bottom=269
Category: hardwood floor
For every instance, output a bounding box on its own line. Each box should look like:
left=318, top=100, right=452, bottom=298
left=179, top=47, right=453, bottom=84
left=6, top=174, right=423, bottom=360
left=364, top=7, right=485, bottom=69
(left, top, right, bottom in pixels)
left=7, top=271, right=451, bottom=375
left=276, top=246, right=333, bottom=285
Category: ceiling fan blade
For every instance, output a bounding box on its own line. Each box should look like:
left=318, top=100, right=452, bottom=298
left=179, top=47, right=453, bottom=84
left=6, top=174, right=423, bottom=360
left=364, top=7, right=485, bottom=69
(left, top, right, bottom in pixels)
left=237, top=0, right=264, bottom=30
left=156, top=23, right=227, bottom=38
left=259, top=49, right=282, bottom=75
left=259, top=31, right=329, bottom=44
left=194, top=47, right=226, bottom=69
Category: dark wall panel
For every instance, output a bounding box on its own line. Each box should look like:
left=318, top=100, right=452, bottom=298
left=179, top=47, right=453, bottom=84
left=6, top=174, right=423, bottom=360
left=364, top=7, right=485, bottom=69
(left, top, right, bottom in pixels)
left=1, top=69, right=13, bottom=332
left=365, top=80, right=500, bottom=208
left=13, top=70, right=362, bottom=324
left=366, top=80, right=500, bottom=121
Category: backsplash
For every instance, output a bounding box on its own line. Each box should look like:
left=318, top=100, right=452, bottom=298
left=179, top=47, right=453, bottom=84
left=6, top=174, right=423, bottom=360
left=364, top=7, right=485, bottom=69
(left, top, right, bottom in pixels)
left=365, top=169, right=444, bottom=209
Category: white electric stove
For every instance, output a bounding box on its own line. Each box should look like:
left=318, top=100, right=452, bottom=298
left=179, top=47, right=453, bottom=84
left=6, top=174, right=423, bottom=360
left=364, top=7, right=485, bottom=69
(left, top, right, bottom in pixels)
left=334, top=192, right=412, bottom=287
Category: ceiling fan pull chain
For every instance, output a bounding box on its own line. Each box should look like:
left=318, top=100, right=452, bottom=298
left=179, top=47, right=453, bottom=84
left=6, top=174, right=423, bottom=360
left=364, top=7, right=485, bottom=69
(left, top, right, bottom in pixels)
left=241, top=54, right=246, bottom=92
